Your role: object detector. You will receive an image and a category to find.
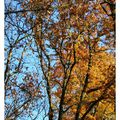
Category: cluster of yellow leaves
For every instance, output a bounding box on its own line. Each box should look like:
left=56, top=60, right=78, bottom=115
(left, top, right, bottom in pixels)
left=51, top=40, right=115, bottom=118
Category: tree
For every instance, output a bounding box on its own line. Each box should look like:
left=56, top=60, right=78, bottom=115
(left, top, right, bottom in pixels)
left=5, top=0, right=115, bottom=120
left=5, top=1, right=47, bottom=119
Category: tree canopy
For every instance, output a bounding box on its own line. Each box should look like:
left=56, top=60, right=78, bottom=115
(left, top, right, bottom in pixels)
left=5, top=0, right=115, bottom=120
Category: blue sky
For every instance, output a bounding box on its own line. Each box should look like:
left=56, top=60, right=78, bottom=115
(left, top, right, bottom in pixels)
left=4, top=0, right=61, bottom=119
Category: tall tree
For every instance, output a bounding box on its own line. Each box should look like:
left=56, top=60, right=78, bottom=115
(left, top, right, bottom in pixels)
left=5, top=0, right=115, bottom=120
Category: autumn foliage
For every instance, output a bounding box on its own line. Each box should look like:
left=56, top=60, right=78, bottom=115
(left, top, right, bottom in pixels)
left=5, top=0, right=115, bottom=120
